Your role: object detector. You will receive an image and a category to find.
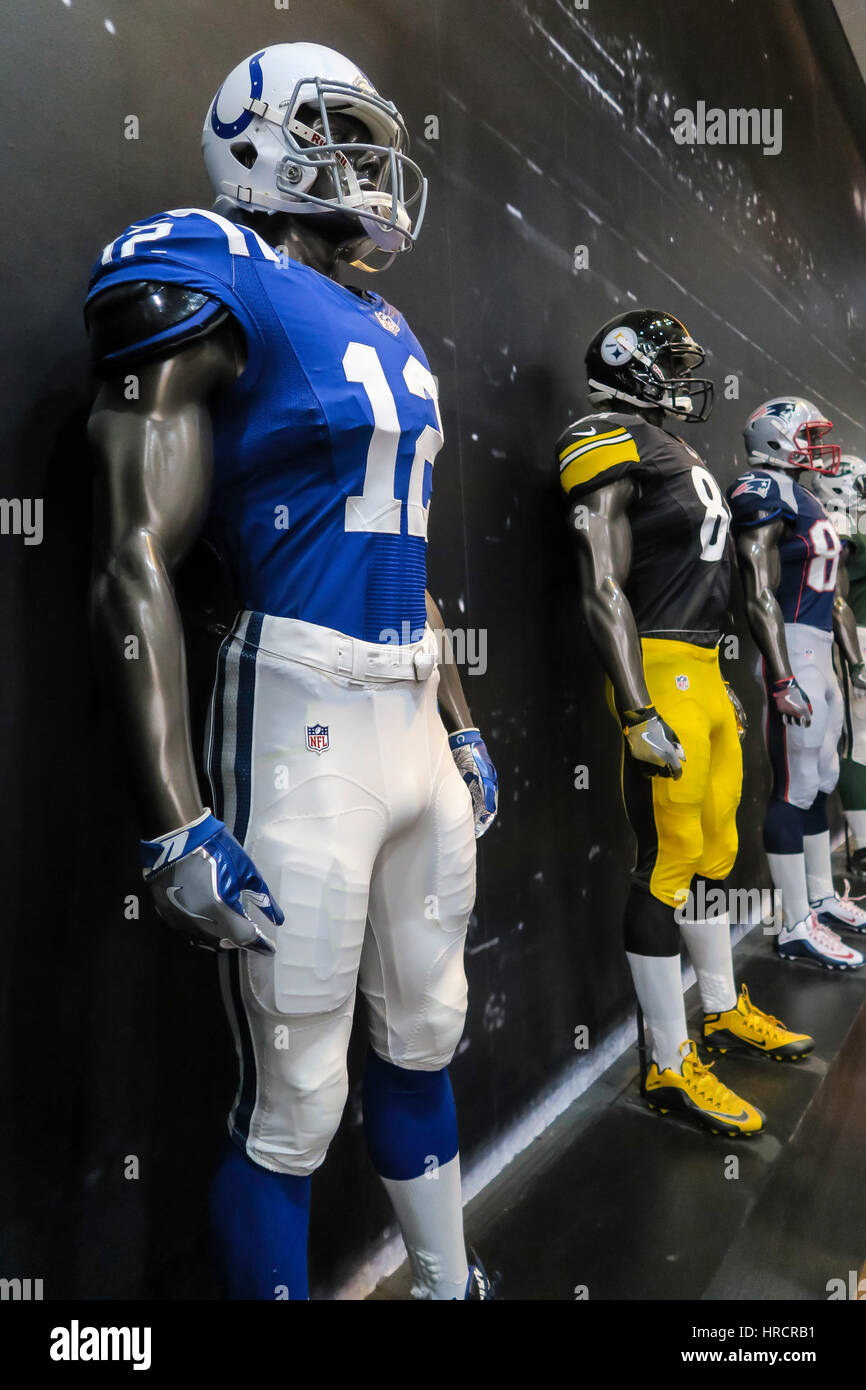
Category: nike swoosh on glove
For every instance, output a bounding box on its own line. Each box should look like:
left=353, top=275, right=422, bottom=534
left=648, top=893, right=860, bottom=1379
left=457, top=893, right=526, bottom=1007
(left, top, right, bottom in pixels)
left=449, top=728, right=498, bottom=838
left=141, top=809, right=283, bottom=954
left=622, top=706, right=685, bottom=779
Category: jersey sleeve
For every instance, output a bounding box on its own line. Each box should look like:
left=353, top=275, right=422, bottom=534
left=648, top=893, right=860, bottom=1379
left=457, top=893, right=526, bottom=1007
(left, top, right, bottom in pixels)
left=556, top=413, right=641, bottom=500
left=85, top=208, right=279, bottom=371
left=726, top=471, right=788, bottom=529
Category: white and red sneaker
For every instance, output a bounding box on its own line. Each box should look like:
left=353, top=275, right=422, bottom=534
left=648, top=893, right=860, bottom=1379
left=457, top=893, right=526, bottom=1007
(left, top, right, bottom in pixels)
left=777, top=912, right=864, bottom=971
left=811, top=881, right=866, bottom=935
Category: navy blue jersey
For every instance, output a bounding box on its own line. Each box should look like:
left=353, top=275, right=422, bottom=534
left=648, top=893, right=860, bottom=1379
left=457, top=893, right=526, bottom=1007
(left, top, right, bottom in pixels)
left=727, top=468, right=842, bottom=630
left=87, top=208, right=443, bottom=643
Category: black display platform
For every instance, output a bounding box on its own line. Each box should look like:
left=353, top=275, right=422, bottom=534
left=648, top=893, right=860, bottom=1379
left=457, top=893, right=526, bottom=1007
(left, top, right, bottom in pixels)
left=371, top=919, right=866, bottom=1301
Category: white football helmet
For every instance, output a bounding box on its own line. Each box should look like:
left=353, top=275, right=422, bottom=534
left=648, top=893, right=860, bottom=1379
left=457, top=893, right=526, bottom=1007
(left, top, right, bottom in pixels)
left=201, top=43, right=427, bottom=270
left=743, top=397, right=840, bottom=474
left=812, top=454, right=866, bottom=534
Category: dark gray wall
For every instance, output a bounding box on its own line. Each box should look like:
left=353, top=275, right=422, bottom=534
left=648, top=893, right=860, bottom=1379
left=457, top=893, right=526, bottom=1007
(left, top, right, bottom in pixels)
left=3, top=0, right=866, bottom=1297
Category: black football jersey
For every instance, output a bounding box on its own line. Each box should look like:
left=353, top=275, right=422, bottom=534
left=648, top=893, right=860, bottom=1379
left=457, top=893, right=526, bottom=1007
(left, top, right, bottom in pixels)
left=556, top=410, right=731, bottom=644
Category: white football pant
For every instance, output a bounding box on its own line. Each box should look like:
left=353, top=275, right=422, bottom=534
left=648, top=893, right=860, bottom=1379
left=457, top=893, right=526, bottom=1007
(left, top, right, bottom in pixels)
left=205, top=611, right=477, bottom=1175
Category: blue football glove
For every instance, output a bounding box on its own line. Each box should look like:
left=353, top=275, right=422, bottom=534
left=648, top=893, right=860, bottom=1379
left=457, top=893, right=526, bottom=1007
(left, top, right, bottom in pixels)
left=448, top=728, right=498, bottom=839
left=141, top=809, right=283, bottom=955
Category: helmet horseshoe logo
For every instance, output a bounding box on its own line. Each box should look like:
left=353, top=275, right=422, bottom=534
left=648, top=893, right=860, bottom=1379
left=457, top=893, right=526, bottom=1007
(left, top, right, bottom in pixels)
left=210, top=50, right=266, bottom=140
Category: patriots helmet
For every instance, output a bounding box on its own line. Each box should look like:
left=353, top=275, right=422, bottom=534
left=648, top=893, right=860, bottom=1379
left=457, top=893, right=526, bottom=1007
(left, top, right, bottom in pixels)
left=202, top=43, right=427, bottom=270
left=743, top=398, right=841, bottom=474
left=585, top=309, right=714, bottom=422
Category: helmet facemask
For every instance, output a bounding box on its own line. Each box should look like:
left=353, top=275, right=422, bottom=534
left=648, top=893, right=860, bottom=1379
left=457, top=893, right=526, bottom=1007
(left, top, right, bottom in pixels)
left=789, top=419, right=840, bottom=474
left=636, top=339, right=714, bottom=423
left=251, top=75, right=426, bottom=269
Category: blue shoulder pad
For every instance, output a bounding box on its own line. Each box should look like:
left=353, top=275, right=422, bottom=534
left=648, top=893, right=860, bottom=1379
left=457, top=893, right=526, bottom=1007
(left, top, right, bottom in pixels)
left=726, top=471, right=788, bottom=528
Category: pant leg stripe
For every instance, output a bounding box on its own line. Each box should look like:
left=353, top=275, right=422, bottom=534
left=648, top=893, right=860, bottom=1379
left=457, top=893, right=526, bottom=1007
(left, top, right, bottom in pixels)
left=227, top=952, right=257, bottom=1146
left=209, top=613, right=264, bottom=1153
left=218, top=623, right=246, bottom=837
left=232, top=611, right=264, bottom=849
left=206, top=637, right=248, bottom=1141
left=226, top=611, right=264, bottom=1149
left=206, top=632, right=231, bottom=820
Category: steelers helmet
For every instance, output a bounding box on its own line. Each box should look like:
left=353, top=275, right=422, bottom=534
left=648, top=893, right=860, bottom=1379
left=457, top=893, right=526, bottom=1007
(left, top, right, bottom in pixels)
left=585, top=309, right=713, bottom=422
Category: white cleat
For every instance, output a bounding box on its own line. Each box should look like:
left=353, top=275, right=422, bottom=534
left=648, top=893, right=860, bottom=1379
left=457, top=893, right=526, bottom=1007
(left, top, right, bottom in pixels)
left=776, top=912, right=865, bottom=971
left=811, top=882, right=866, bottom=935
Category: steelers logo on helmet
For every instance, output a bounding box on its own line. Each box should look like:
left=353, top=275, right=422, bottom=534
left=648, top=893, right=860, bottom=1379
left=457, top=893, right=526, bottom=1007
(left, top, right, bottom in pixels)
left=601, top=325, right=638, bottom=366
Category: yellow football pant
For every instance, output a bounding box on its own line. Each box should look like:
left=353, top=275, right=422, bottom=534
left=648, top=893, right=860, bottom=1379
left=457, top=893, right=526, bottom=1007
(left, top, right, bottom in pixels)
left=619, top=639, right=742, bottom=909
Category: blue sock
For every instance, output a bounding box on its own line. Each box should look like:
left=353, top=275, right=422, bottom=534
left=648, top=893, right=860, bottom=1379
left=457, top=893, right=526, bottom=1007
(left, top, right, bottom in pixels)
left=764, top=797, right=806, bottom=855
left=362, top=1049, right=459, bottom=1180
left=209, top=1139, right=311, bottom=1300
left=363, top=1051, right=470, bottom=1299
left=804, top=791, right=829, bottom=837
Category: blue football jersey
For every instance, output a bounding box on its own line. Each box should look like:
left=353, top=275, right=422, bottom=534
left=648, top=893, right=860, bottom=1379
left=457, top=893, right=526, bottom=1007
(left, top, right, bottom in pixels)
left=726, top=468, right=842, bottom=630
left=87, top=208, right=443, bottom=643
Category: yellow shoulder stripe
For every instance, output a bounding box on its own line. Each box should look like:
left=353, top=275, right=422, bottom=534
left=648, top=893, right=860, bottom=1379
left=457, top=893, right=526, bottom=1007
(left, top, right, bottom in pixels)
left=558, top=426, right=628, bottom=466
left=560, top=437, right=640, bottom=493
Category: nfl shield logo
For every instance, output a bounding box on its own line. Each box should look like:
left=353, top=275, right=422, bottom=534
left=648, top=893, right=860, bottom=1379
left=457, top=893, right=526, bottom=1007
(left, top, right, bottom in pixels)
left=305, top=723, right=330, bottom=755
left=675, top=674, right=689, bottom=691
left=375, top=307, right=401, bottom=336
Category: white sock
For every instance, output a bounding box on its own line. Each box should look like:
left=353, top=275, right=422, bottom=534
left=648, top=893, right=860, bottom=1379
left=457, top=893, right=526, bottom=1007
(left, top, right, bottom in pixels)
left=381, top=1154, right=469, bottom=1300
left=679, top=913, right=737, bottom=1013
left=766, top=851, right=810, bottom=929
left=804, top=830, right=835, bottom=904
left=625, top=951, right=688, bottom=1073
left=845, top=810, right=866, bottom=849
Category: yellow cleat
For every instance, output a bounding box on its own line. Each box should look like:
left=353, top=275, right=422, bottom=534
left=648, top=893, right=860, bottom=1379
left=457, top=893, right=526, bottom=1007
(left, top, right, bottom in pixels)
left=703, top=984, right=814, bottom=1063
left=643, top=1039, right=765, bottom=1137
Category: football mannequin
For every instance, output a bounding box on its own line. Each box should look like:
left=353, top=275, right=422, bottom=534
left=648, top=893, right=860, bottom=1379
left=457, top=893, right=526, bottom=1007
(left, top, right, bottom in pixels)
left=728, top=402, right=866, bottom=970
left=811, top=457, right=866, bottom=887
left=87, top=43, right=498, bottom=1301
left=557, top=311, right=813, bottom=1141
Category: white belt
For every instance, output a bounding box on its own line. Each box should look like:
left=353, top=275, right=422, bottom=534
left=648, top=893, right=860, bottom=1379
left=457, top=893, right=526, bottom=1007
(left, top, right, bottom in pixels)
left=784, top=621, right=833, bottom=647
left=235, top=612, right=439, bottom=683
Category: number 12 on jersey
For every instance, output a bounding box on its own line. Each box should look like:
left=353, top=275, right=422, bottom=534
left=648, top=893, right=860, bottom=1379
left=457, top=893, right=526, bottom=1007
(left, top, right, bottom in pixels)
left=343, top=341, right=443, bottom=540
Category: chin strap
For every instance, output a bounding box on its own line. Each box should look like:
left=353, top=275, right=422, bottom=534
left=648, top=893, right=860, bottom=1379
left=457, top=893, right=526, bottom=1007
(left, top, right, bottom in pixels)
left=347, top=247, right=398, bottom=273
left=588, top=380, right=687, bottom=418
